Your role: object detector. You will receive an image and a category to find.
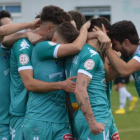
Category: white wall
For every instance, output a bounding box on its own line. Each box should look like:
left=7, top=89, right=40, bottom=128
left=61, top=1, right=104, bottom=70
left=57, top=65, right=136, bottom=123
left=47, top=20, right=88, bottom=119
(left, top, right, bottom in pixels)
left=1, top=0, right=140, bottom=35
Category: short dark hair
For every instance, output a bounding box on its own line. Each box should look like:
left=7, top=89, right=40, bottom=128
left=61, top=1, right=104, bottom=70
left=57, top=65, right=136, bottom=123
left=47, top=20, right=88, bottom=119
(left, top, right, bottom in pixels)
left=0, top=10, right=12, bottom=26
left=56, top=22, right=79, bottom=43
left=35, top=14, right=40, bottom=19
left=40, top=5, right=71, bottom=25
left=88, top=17, right=111, bottom=32
left=68, top=10, right=86, bottom=31
left=109, top=20, right=139, bottom=45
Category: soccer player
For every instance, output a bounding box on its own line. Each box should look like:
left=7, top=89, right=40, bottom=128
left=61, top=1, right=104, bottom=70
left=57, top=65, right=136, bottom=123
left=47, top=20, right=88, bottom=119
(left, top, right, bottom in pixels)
left=114, top=76, right=138, bottom=114
left=0, top=10, right=40, bottom=140
left=23, top=20, right=89, bottom=139
left=9, top=5, right=87, bottom=140
left=91, top=20, right=140, bottom=98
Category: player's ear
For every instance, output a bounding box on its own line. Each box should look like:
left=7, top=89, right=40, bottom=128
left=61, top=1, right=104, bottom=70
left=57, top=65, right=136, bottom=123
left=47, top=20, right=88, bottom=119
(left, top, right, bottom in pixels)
left=123, top=39, right=130, bottom=47
left=46, top=25, right=52, bottom=33
left=52, top=36, right=57, bottom=43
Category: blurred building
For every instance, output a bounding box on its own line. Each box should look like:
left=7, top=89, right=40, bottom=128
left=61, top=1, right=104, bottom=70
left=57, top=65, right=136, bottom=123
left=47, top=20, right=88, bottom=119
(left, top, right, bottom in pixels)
left=0, top=0, right=140, bottom=36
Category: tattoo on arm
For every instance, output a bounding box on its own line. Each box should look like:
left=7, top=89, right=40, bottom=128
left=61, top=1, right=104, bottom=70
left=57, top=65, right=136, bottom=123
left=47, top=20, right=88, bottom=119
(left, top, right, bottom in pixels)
left=82, top=80, right=85, bottom=87
left=78, top=102, right=84, bottom=108
left=87, top=76, right=90, bottom=85
left=83, top=112, right=87, bottom=115
left=89, top=113, right=95, bottom=122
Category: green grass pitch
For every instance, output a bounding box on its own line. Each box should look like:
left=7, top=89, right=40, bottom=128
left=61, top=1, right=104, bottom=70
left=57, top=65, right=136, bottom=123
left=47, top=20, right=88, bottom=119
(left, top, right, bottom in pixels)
left=111, top=81, right=140, bottom=140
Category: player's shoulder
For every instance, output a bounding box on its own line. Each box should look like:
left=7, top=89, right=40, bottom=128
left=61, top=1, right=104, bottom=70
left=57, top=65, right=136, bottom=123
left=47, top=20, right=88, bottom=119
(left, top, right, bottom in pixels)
left=12, top=38, right=32, bottom=52
left=133, top=45, right=140, bottom=57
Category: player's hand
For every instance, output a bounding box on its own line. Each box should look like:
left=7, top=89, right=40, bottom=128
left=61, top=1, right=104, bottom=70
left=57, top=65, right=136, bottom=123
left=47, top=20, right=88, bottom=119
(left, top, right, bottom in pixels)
left=62, top=77, right=76, bottom=92
left=29, top=18, right=40, bottom=30
left=89, top=121, right=105, bottom=135
left=83, top=20, right=91, bottom=30
left=26, top=31, right=43, bottom=45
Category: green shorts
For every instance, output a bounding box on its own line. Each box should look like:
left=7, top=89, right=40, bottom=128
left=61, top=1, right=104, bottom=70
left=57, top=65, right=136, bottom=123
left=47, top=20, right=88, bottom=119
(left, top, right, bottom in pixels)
left=109, top=109, right=120, bottom=140
left=23, top=118, right=73, bottom=140
left=10, top=116, right=24, bottom=140
left=74, top=117, right=112, bottom=140
left=0, top=124, right=10, bottom=140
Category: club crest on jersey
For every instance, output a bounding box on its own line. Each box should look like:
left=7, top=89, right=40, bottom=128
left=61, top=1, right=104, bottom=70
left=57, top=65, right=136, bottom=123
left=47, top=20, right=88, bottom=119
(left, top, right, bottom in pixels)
left=63, top=134, right=73, bottom=140
left=48, top=41, right=57, bottom=46
left=84, top=59, right=95, bottom=70
left=55, top=59, right=58, bottom=64
left=20, top=39, right=30, bottom=51
left=2, top=53, right=7, bottom=60
left=19, top=54, right=29, bottom=65
left=88, top=48, right=98, bottom=57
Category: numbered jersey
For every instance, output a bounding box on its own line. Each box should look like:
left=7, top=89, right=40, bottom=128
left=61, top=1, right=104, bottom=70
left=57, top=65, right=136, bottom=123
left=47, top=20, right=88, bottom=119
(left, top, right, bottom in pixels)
left=26, top=41, right=68, bottom=123
left=65, top=44, right=110, bottom=119
left=10, top=39, right=33, bottom=116
left=0, top=44, right=10, bottom=124
left=121, top=45, right=140, bottom=97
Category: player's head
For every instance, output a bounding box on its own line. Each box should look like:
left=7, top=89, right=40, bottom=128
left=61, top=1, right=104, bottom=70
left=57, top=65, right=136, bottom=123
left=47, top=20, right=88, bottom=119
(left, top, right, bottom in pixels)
left=68, top=10, right=86, bottom=31
left=0, top=10, right=12, bottom=26
left=52, top=22, right=79, bottom=44
left=88, top=17, right=111, bottom=33
left=109, top=20, right=139, bottom=55
left=39, top=5, right=71, bottom=40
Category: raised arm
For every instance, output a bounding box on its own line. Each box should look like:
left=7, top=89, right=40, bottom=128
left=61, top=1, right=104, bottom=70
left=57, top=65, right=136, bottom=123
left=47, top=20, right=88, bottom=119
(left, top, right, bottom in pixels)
left=0, top=18, right=40, bottom=43
left=75, top=73, right=105, bottom=135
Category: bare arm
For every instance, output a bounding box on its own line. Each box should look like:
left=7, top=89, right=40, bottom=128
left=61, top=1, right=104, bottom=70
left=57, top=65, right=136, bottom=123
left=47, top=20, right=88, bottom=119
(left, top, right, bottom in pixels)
left=75, top=73, right=105, bottom=135
left=0, top=18, right=40, bottom=43
left=106, top=48, right=140, bottom=77
left=19, top=69, right=76, bottom=93
left=56, top=21, right=91, bottom=58
left=2, top=31, right=43, bottom=48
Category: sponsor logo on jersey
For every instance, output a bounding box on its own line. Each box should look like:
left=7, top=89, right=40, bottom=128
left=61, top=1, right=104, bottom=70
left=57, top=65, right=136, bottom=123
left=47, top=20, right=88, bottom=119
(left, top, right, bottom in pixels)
left=84, top=59, right=95, bottom=70
left=48, top=41, right=57, bottom=46
left=112, top=132, right=120, bottom=140
left=2, top=53, right=7, bottom=60
left=88, top=48, right=98, bottom=57
left=63, top=134, right=73, bottom=140
left=72, top=56, right=78, bottom=64
left=19, top=54, right=29, bottom=65
left=20, top=39, right=30, bottom=51
left=4, top=68, right=10, bottom=76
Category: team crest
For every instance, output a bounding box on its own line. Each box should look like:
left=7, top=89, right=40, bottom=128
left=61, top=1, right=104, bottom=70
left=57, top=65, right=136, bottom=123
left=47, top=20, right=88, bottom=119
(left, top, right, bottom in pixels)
left=19, top=54, right=29, bottom=65
left=48, top=41, right=57, bottom=46
left=84, top=59, right=95, bottom=70
left=2, top=53, right=7, bottom=60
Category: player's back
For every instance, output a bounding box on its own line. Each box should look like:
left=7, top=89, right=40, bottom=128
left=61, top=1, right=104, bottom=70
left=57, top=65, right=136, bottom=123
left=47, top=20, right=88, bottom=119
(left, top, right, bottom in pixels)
left=26, top=42, right=68, bottom=123
left=65, top=44, right=110, bottom=119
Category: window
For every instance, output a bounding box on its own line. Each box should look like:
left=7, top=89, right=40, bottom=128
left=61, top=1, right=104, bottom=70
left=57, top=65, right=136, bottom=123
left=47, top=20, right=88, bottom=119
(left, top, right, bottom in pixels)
left=0, top=3, right=21, bottom=17
left=77, top=6, right=111, bottom=22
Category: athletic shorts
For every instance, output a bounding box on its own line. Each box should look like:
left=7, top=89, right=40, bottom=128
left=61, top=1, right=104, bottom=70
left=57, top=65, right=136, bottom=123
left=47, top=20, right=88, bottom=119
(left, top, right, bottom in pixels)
left=10, top=115, right=24, bottom=140
left=23, top=118, right=73, bottom=140
left=109, top=109, right=120, bottom=140
left=0, top=124, right=10, bottom=140
left=114, top=76, right=130, bottom=85
left=74, top=117, right=112, bottom=140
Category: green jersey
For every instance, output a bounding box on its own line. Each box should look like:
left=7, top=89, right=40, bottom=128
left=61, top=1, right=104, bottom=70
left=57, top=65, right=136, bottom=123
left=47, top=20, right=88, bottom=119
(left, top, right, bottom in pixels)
left=10, top=39, right=33, bottom=116
left=121, top=45, right=140, bottom=97
left=65, top=44, right=110, bottom=119
left=0, top=44, right=10, bottom=124
left=106, top=82, right=112, bottom=108
left=26, top=41, right=68, bottom=123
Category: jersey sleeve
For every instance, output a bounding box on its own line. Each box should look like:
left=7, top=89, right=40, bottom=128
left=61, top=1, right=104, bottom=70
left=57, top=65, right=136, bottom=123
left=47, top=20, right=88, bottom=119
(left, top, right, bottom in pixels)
left=34, top=41, right=60, bottom=60
left=13, top=39, right=33, bottom=72
left=78, top=51, right=99, bottom=79
left=132, top=54, right=140, bottom=63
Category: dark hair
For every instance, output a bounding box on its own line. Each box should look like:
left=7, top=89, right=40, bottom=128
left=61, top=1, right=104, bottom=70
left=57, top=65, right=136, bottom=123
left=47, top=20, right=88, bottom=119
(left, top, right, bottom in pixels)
left=35, top=14, right=40, bottom=19
left=68, top=10, right=86, bottom=31
left=88, top=17, right=111, bottom=32
left=0, top=10, right=12, bottom=26
left=40, top=5, right=71, bottom=25
left=109, top=20, right=139, bottom=45
left=56, top=22, right=79, bottom=43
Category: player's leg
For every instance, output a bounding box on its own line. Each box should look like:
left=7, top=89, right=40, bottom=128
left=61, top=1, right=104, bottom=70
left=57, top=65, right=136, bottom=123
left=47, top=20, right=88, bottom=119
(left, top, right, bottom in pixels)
left=74, top=117, right=111, bottom=140
left=53, top=122, right=73, bottom=140
left=10, top=116, right=24, bottom=140
left=0, top=124, right=10, bottom=140
left=23, top=118, right=48, bottom=140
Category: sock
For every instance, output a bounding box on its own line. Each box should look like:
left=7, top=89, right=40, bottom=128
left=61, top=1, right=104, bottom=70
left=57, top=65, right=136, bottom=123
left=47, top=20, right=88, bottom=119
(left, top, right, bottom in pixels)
left=123, top=87, right=133, bottom=101
left=119, top=87, right=127, bottom=109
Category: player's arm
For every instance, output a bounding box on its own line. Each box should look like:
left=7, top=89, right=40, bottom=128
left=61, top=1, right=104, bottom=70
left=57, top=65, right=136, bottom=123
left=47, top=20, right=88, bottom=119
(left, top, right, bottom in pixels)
left=75, top=73, right=105, bottom=135
left=2, top=31, right=43, bottom=48
left=105, top=48, right=140, bottom=77
left=19, top=70, right=76, bottom=92
left=0, top=18, right=40, bottom=43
